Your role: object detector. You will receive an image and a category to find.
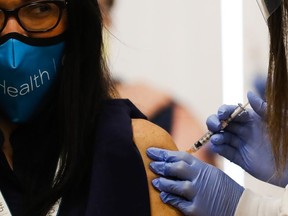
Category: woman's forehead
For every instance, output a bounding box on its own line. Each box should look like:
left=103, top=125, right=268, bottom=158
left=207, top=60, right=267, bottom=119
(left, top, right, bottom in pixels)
left=0, top=0, right=64, bottom=9
left=0, top=0, right=32, bottom=9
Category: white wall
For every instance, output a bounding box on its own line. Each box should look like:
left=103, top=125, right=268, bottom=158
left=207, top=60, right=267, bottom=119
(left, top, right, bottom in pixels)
left=243, top=0, right=269, bottom=92
left=108, top=0, right=223, bottom=124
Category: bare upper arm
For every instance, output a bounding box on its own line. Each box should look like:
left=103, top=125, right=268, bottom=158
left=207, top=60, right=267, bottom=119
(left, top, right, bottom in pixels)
left=132, top=119, right=182, bottom=216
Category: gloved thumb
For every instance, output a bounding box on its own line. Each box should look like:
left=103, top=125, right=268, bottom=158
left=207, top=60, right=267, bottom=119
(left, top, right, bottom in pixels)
left=247, top=91, right=267, bottom=117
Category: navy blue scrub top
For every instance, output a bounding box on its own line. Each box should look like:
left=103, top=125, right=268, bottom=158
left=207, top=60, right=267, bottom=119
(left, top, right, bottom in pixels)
left=0, top=99, right=151, bottom=216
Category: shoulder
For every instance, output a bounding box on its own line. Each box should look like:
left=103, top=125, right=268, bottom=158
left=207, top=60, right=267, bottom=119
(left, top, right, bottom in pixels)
left=132, top=118, right=177, bottom=150
left=131, top=119, right=181, bottom=216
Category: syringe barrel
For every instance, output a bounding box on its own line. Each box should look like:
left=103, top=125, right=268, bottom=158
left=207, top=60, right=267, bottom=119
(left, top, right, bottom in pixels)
left=187, top=102, right=250, bottom=153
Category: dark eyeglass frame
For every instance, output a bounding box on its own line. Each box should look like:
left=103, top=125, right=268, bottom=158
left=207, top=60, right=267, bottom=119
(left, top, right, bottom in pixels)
left=0, top=0, right=68, bottom=33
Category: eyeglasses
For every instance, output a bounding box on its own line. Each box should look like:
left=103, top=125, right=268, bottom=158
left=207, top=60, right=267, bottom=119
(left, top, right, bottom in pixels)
left=0, top=1, right=67, bottom=33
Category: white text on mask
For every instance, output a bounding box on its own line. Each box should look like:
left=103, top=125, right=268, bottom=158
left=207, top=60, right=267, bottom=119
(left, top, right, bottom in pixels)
left=0, top=70, right=50, bottom=97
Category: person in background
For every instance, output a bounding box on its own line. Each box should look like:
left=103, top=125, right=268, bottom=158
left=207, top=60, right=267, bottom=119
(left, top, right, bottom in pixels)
left=147, top=0, right=288, bottom=215
left=98, top=0, right=216, bottom=165
left=0, top=0, right=183, bottom=215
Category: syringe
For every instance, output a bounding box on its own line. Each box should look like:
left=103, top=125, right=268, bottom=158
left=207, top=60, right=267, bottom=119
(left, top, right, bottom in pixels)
left=187, top=102, right=250, bottom=153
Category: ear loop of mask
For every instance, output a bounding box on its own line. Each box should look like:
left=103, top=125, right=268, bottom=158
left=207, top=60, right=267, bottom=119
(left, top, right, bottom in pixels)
left=257, top=0, right=282, bottom=21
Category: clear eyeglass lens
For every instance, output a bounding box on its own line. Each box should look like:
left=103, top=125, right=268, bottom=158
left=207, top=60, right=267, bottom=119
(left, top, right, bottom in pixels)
left=19, top=2, right=60, bottom=31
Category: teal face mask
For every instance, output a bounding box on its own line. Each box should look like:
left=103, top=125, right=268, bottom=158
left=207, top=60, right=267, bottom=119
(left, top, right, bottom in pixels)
left=0, top=33, right=65, bottom=123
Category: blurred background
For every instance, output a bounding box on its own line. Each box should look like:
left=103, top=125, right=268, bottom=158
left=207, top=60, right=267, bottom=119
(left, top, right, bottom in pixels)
left=106, top=0, right=277, bottom=194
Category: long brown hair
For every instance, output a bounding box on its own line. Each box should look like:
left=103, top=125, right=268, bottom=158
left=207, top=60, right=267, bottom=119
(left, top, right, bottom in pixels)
left=267, top=0, right=288, bottom=172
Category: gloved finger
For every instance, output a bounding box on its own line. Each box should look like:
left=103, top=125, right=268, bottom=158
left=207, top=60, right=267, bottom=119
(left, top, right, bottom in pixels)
left=218, top=104, right=256, bottom=123
left=160, top=192, right=195, bottom=216
left=247, top=91, right=267, bottom=117
left=212, top=144, right=240, bottom=163
left=207, top=105, right=252, bottom=128
left=217, top=104, right=238, bottom=120
left=153, top=178, right=196, bottom=200
left=209, top=133, right=225, bottom=145
left=224, top=122, right=252, bottom=137
left=147, top=147, right=194, bottom=164
left=150, top=160, right=199, bottom=180
left=206, top=114, right=222, bottom=132
left=210, top=132, right=243, bottom=149
left=253, top=74, right=266, bottom=100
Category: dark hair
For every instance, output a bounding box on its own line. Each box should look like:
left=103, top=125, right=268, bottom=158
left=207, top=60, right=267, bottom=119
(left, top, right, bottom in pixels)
left=266, top=1, right=288, bottom=173
left=27, top=0, right=116, bottom=215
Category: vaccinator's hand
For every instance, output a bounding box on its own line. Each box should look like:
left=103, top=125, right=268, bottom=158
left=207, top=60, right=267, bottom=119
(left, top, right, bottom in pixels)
left=207, top=91, right=288, bottom=187
left=147, top=148, right=244, bottom=216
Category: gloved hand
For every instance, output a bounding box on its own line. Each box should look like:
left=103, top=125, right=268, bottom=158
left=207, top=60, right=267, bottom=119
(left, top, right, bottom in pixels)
left=207, top=91, right=288, bottom=187
left=147, top=147, right=244, bottom=216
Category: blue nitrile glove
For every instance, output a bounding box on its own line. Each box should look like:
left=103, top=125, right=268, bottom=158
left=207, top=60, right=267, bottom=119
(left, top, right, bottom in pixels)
left=147, top=147, right=244, bottom=216
left=207, top=91, right=288, bottom=187
left=253, top=73, right=267, bottom=100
